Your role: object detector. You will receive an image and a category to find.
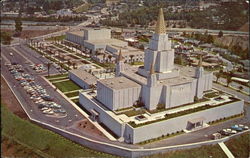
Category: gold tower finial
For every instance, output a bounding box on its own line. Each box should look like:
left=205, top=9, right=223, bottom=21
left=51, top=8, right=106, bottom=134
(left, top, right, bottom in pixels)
left=198, top=55, right=203, bottom=67
left=155, top=8, right=166, bottom=34
left=150, top=62, right=155, bottom=74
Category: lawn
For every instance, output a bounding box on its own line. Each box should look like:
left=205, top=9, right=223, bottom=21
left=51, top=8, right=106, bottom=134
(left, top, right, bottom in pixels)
left=225, top=132, right=250, bottom=158
left=65, top=91, right=79, bottom=98
left=121, top=108, right=146, bottom=117
left=52, top=80, right=81, bottom=92
left=204, top=92, right=220, bottom=98
left=1, top=104, right=115, bottom=158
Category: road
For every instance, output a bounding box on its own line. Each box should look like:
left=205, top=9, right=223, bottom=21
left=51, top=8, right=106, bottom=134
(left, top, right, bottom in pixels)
left=213, top=83, right=250, bottom=103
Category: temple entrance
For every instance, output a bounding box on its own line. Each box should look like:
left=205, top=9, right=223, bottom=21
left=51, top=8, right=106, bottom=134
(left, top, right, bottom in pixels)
left=187, top=117, right=205, bottom=130
left=90, top=109, right=99, bottom=122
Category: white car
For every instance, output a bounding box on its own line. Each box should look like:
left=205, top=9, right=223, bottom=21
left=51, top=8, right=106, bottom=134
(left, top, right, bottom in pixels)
left=239, top=124, right=249, bottom=130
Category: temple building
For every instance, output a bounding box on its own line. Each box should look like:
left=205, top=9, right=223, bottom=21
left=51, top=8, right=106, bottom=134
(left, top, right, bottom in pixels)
left=78, top=8, right=244, bottom=144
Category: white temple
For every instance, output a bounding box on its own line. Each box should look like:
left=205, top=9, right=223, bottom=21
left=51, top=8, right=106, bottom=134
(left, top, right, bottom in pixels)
left=111, top=8, right=213, bottom=111
left=78, top=8, right=243, bottom=144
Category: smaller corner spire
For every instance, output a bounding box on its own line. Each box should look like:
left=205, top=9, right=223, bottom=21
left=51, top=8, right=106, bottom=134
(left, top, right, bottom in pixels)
left=198, top=55, right=203, bottom=67
left=117, top=49, right=123, bottom=62
left=150, top=62, right=155, bottom=75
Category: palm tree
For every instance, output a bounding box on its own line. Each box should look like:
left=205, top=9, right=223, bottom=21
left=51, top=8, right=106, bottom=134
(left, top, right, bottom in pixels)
left=108, top=55, right=112, bottom=63
left=72, top=62, right=77, bottom=69
left=215, top=72, right=221, bottom=83
left=129, top=55, right=134, bottom=63
left=47, top=62, right=52, bottom=77
left=103, top=54, right=106, bottom=63
left=226, top=75, right=232, bottom=87
left=238, top=86, right=243, bottom=92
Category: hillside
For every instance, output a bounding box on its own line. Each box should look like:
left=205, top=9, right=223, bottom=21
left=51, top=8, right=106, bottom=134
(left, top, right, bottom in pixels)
left=238, top=22, right=249, bottom=32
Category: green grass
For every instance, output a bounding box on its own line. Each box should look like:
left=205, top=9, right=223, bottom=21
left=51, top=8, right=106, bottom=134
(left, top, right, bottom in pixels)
left=145, top=144, right=227, bottom=158
left=45, top=73, right=68, bottom=79
left=138, top=131, right=184, bottom=145
left=52, top=80, right=81, bottom=92
left=71, top=98, right=79, bottom=103
left=1, top=136, right=44, bottom=158
left=1, top=104, right=115, bottom=158
left=73, top=3, right=92, bottom=13
left=121, top=108, right=146, bottom=117
left=131, top=61, right=144, bottom=65
left=65, top=91, right=79, bottom=98
left=225, top=132, right=250, bottom=158
left=204, top=92, right=220, bottom=98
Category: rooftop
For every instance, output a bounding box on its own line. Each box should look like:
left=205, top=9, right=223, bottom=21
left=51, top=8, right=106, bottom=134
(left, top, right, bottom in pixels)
left=85, top=38, right=127, bottom=45
left=69, top=69, right=97, bottom=85
left=67, top=31, right=84, bottom=37
left=98, top=76, right=141, bottom=90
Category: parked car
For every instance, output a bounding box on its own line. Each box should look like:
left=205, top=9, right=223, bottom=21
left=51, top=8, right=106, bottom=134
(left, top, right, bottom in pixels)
left=231, top=125, right=243, bottom=132
left=238, top=124, right=249, bottom=130
left=42, top=95, right=53, bottom=101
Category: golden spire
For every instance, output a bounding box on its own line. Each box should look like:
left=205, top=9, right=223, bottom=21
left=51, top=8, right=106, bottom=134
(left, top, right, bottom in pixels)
left=155, top=8, right=166, bottom=34
left=150, top=62, right=155, bottom=74
left=198, top=55, right=203, bottom=67
left=117, top=49, right=123, bottom=62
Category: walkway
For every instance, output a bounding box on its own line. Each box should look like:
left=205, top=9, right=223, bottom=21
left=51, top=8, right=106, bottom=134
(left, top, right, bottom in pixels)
left=218, top=142, right=235, bottom=158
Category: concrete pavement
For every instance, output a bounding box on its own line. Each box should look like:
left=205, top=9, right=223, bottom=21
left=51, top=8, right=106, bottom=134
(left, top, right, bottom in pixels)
left=218, top=142, right=235, bottom=158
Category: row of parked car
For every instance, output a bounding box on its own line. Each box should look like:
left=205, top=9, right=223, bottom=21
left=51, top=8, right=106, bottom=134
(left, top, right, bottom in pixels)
left=29, top=64, right=46, bottom=73
left=6, top=62, right=66, bottom=116
left=219, top=124, right=249, bottom=136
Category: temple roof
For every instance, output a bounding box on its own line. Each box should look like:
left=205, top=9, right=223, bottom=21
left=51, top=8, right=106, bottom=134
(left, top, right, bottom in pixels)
left=155, top=8, right=166, bottom=35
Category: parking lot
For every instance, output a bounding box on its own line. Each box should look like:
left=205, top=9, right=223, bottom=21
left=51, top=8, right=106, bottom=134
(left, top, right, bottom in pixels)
left=1, top=45, right=109, bottom=142
left=217, top=124, right=249, bottom=138
left=6, top=62, right=67, bottom=117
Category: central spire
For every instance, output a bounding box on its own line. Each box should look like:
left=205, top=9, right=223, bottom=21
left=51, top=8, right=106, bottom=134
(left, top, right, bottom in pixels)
left=155, top=8, right=166, bottom=35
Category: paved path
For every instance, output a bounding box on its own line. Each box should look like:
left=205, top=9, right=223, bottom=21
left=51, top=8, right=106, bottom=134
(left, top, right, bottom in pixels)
left=218, top=142, right=235, bottom=158
left=51, top=79, right=70, bottom=83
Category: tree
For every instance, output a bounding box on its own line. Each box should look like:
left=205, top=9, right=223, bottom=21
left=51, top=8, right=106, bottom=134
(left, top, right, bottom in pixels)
left=238, top=86, right=243, bottom=92
left=47, top=62, right=52, bottom=77
left=108, top=55, right=112, bottom=63
left=226, top=74, right=232, bottom=87
left=215, top=72, right=221, bottom=83
left=0, top=31, right=12, bottom=45
left=129, top=55, right=134, bottom=63
left=206, top=34, right=214, bottom=43
left=218, top=30, right=223, bottom=38
left=15, top=17, right=23, bottom=33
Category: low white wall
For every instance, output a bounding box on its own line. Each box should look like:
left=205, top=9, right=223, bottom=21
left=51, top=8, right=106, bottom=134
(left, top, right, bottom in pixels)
left=126, top=100, right=244, bottom=144
left=79, top=92, right=123, bottom=137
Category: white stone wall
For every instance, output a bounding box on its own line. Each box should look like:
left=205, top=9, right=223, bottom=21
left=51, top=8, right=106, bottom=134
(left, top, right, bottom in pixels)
left=66, top=32, right=84, bottom=45
left=125, top=100, right=244, bottom=144
left=143, top=85, right=164, bottom=110
left=84, top=29, right=111, bottom=40
left=169, top=82, right=195, bottom=108
left=97, top=81, right=142, bottom=110
left=114, top=87, right=142, bottom=110
left=96, top=82, right=114, bottom=110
